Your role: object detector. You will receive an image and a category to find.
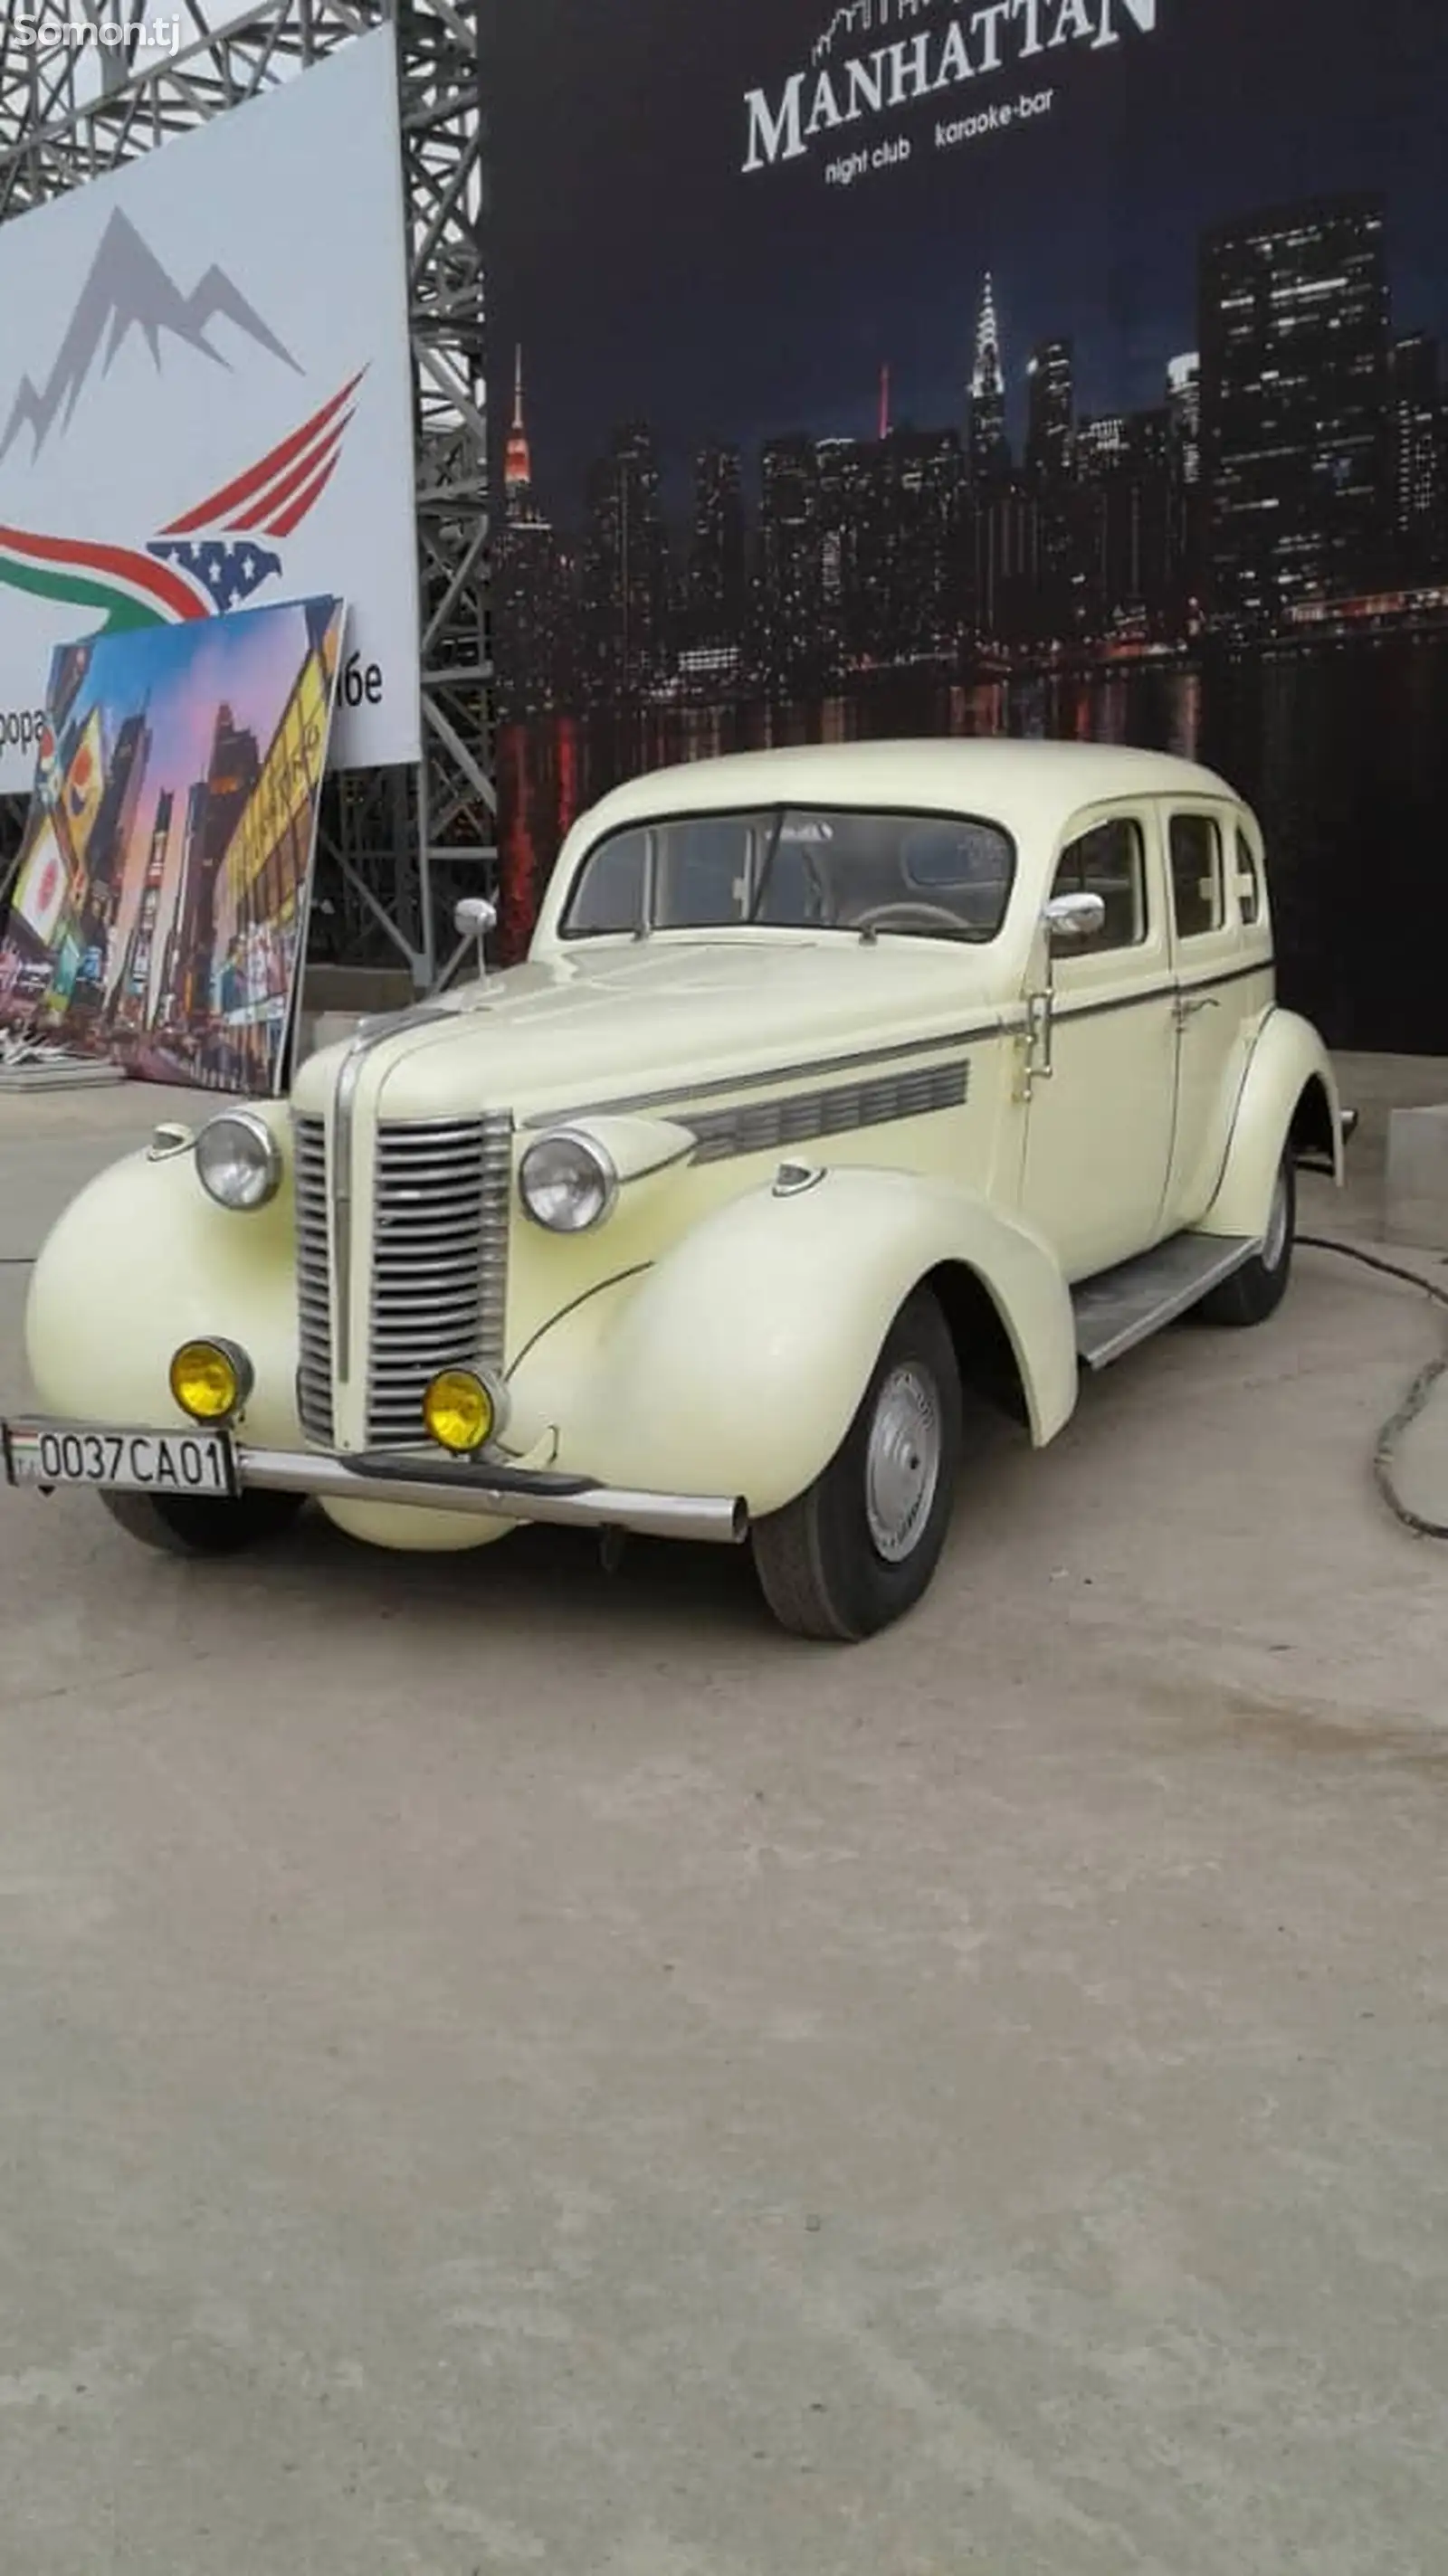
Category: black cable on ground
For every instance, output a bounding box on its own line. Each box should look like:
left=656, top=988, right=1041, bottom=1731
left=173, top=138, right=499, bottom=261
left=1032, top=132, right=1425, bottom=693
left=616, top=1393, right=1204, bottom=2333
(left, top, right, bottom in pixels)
left=1299, top=1235, right=1448, bottom=1543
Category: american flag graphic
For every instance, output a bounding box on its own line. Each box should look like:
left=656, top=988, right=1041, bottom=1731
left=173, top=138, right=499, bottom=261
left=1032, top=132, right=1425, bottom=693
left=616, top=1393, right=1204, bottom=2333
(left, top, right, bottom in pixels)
left=146, top=537, right=283, bottom=612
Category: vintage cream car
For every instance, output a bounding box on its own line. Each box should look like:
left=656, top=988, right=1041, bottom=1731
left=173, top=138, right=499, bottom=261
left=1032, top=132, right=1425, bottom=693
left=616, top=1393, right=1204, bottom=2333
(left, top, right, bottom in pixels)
left=5, top=741, right=1349, bottom=1640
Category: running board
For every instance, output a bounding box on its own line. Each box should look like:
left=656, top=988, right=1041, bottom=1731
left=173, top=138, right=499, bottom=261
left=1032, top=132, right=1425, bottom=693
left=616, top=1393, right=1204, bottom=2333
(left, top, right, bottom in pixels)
left=1072, top=1233, right=1257, bottom=1371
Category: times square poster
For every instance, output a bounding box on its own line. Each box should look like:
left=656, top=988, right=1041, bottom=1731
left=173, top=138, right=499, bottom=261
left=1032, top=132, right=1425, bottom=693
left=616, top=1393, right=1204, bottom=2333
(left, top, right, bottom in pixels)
left=0, top=595, right=345, bottom=1096
left=491, top=0, right=1448, bottom=1052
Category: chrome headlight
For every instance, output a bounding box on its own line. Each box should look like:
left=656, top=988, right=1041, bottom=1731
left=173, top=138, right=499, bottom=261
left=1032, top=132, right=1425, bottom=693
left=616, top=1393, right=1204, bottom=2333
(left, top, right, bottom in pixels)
left=195, top=1110, right=282, bottom=1212
left=519, top=1129, right=618, bottom=1233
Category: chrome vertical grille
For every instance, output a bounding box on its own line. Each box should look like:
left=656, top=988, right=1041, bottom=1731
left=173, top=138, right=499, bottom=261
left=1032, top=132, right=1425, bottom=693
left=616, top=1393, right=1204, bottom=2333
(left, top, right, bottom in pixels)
left=365, top=1115, right=513, bottom=1447
left=292, top=1112, right=334, bottom=1445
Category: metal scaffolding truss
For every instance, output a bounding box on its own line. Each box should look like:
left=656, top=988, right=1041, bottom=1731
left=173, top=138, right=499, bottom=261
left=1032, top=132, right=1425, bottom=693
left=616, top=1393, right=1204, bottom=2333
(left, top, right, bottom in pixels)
left=0, top=0, right=491, bottom=990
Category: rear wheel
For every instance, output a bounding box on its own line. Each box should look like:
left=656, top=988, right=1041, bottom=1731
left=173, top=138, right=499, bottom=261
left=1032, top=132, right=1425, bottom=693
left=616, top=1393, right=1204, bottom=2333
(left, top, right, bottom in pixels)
left=1198, top=1152, right=1296, bottom=1328
left=751, top=1288, right=963, bottom=1642
left=100, top=1488, right=304, bottom=1557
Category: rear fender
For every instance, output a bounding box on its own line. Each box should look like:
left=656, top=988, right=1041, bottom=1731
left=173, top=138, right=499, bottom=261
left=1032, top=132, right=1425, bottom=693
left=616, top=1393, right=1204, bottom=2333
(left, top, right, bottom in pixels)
left=1196, top=1008, right=1343, bottom=1240
left=508, top=1166, right=1079, bottom=1518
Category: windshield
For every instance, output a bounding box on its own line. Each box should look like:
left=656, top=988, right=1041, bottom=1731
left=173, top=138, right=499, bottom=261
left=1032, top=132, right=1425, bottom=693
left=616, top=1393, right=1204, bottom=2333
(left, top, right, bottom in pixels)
left=560, top=805, right=1016, bottom=944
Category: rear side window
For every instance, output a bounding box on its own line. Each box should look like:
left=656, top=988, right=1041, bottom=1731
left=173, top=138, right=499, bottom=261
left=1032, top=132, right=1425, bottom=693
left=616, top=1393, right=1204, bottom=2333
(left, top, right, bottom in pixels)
left=1235, top=828, right=1262, bottom=927
left=1169, top=814, right=1224, bottom=938
left=1050, top=817, right=1147, bottom=952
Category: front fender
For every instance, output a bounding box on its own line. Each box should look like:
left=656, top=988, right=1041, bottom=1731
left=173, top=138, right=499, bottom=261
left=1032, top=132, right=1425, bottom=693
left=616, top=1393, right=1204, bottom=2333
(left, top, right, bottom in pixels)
left=509, top=1167, right=1079, bottom=1517
left=24, top=1134, right=303, bottom=1446
left=1196, top=1008, right=1342, bottom=1240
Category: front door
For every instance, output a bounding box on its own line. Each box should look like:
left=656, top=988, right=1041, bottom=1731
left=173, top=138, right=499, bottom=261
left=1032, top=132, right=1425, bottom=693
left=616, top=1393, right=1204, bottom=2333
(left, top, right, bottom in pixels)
left=1018, top=805, right=1176, bottom=1281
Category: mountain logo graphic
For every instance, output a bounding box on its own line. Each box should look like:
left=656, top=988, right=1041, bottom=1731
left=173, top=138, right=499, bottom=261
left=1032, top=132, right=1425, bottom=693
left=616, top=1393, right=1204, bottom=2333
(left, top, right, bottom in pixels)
left=0, top=210, right=363, bottom=639
left=1, top=208, right=302, bottom=463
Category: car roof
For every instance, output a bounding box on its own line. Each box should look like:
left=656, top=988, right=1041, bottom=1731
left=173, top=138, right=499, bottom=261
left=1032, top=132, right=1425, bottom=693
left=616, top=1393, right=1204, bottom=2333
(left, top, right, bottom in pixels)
left=575, top=739, right=1244, bottom=844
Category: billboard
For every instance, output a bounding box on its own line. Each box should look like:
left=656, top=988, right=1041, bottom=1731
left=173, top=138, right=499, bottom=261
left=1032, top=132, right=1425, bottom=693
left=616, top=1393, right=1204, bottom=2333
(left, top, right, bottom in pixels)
left=0, top=596, right=345, bottom=1097
left=491, top=0, right=1448, bottom=1051
left=0, top=25, right=417, bottom=795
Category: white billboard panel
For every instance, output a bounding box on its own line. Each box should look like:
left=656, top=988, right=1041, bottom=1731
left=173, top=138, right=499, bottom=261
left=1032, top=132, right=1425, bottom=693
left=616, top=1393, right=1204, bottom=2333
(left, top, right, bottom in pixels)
left=0, top=26, right=420, bottom=793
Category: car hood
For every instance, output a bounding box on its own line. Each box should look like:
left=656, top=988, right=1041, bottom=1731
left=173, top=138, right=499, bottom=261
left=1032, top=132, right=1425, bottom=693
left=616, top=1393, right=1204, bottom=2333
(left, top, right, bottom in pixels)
left=291, top=936, right=1008, bottom=1128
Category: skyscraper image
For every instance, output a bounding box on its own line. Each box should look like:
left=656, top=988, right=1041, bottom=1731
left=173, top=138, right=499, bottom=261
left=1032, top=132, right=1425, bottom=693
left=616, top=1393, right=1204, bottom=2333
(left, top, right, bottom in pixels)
left=503, top=345, right=534, bottom=507
left=1388, top=332, right=1444, bottom=578
left=497, top=348, right=567, bottom=716
left=967, top=273, right=1010, bottom=485
left=581, top=423, right=670, bottom=701
left=757, top=435, right=822, bottom=695
left=1025, top=339, right=1074, bottom=486
left=115, top=787, right=174, bottom=1022
left=70, top=703, right=152, bottom=1016
left=690, top=446, right=747, bottom=651
left=175, top=704, right=261, bottom=1025
left=1200, top=196, right=1391, bottom=618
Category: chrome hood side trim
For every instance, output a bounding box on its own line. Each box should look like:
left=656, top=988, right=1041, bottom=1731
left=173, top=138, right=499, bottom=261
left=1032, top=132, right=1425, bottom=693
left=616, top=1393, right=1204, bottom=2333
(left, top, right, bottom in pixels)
left=521, top=1020, right=1000, bottom=1131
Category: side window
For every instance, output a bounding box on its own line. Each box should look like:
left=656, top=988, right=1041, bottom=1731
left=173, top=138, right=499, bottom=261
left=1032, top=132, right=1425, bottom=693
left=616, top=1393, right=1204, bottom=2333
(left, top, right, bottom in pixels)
left=566, top=829, right=644, bottom=935
left=1235, top=827, right=1262, bottom=928
left=1169, top=813, right=1224, bottom=939
left=1050, top=817, right=1147, bottom=953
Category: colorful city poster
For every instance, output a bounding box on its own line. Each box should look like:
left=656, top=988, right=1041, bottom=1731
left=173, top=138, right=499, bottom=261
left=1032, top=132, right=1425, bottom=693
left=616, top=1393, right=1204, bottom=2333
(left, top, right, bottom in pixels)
left=491, top=0, right=1448, bottom=1050
left=0, top=595, right=345, bottom=1096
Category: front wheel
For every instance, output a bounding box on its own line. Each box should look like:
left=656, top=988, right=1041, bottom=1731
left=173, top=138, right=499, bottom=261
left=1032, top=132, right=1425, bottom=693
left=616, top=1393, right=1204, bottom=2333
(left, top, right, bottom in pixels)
left=750, top=1288, right=963, bottom=1642
left=1198, top=1152, right=1296, bottom=1328
left=100, top=1488, right=304, bottom=1557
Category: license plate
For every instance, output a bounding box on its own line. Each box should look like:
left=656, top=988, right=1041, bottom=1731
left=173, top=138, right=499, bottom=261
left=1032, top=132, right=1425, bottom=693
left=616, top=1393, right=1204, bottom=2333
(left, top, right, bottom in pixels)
left=2, top=1419, right=237, bottom=1500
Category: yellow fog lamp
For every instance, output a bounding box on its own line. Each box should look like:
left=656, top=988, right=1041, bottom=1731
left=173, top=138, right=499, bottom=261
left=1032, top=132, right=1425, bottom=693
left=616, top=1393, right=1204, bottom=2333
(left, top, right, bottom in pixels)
left=168, top=1337, right=252, bottom=1424
left=423, top=1368, right=498, bottom=1456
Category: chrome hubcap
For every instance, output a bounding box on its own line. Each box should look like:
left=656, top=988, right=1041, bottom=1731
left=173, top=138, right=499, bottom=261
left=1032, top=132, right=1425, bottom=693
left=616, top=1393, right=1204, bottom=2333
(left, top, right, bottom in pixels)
left=864, top=1364, right=942, bottom=1564
left=1263, top=1166, right=1291, bottom=1272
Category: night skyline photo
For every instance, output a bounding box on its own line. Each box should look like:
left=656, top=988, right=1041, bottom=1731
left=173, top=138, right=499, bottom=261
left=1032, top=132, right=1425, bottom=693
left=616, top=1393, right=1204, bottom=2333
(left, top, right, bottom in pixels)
left=490, top=0, right=1448, bottom=1049
left=492, top=0, right=1448, bottom=504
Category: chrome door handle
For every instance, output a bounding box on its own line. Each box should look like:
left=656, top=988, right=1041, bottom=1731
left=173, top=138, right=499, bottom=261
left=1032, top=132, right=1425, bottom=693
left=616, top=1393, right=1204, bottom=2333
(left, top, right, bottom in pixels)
left=1173, top=993, right=1220, bottom=1028
left=1015, top=993, right=1055, bottom=1101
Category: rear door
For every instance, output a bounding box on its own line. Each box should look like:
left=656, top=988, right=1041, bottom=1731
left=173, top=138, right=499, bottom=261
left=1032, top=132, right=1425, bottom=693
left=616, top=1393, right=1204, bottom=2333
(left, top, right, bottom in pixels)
left=1163, top=802, right=1265, bottom=1226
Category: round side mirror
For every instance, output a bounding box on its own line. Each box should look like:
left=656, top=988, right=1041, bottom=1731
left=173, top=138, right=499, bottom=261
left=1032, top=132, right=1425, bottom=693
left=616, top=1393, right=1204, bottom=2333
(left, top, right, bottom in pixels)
left=453, top=897, right=498, bottom=941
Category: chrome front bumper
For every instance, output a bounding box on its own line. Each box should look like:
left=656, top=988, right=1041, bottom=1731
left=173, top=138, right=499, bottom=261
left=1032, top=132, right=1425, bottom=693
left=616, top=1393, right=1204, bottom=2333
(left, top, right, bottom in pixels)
left=242, top=1446, right=749, bottom=1546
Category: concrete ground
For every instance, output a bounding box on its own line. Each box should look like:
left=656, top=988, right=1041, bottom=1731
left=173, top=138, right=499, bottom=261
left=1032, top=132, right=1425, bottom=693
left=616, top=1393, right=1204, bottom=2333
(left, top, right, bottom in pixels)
left=2, top=1065, right=1447, bottom=2576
